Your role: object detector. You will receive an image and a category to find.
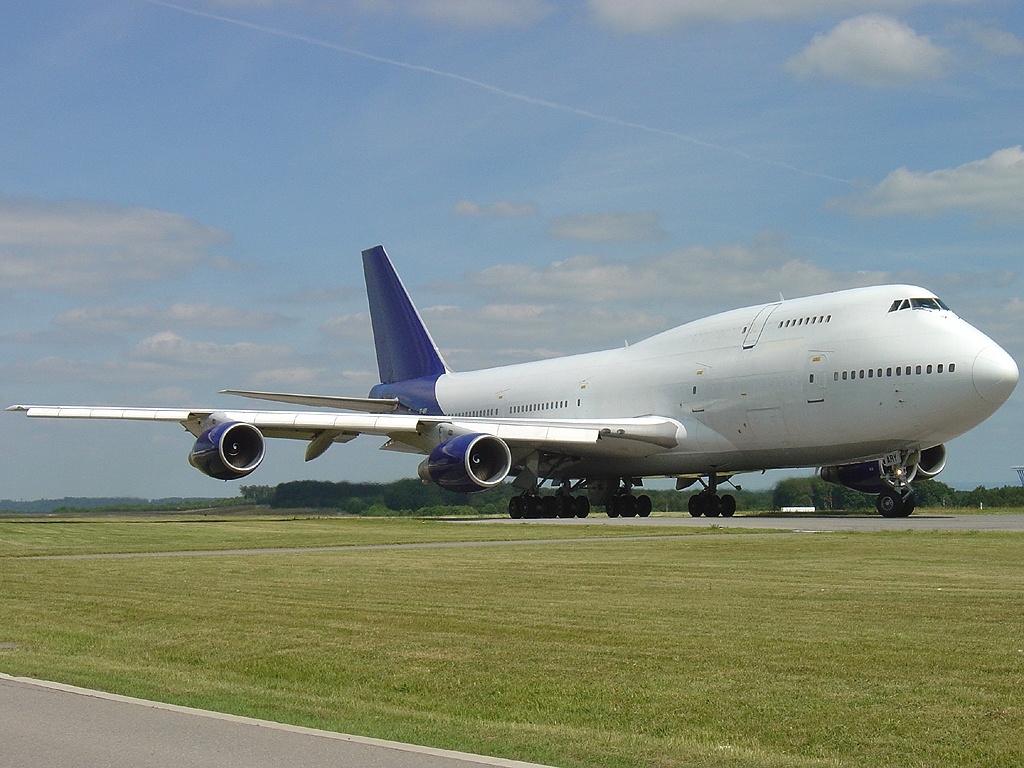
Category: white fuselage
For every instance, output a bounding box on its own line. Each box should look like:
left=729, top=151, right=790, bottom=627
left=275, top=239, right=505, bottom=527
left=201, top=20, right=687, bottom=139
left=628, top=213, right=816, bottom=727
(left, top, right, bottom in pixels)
left=432, top=285, right=1017, bottom=480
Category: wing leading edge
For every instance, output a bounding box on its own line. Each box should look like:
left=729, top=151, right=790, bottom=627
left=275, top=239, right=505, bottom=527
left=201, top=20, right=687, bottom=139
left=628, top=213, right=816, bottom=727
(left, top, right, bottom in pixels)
left=8, top=404, right=682, bottom=459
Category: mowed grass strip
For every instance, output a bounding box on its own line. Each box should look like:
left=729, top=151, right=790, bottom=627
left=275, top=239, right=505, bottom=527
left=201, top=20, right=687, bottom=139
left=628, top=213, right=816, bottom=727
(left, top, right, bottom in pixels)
left=2, top=530, right=1023, bottom=768
left=0, top=515, right=721, bottom=558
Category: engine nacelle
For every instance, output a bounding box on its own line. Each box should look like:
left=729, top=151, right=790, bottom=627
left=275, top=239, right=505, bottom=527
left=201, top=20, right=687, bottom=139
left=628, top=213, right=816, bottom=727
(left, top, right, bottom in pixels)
left=417, top=433, right=512, bottom=493
left=188, top=421, right=266, bottom=480
left=820, top=444, right=946, bottom=493
left=914, top=444, right=947, bottom=480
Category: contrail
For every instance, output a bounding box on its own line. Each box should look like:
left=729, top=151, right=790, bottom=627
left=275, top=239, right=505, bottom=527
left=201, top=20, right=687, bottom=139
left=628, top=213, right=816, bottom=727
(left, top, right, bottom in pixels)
left=142, top=0, right=849, bottom=184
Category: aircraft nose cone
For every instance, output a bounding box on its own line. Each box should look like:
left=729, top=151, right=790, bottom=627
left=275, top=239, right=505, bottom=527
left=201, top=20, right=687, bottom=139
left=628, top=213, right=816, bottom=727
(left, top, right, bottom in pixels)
left=972, top=344, right=1019, bottom=405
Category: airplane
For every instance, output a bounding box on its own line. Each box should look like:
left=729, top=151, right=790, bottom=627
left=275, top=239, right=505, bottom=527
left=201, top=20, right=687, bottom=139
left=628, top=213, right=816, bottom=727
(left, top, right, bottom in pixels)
left=9, top=245, right=1019, bottom=519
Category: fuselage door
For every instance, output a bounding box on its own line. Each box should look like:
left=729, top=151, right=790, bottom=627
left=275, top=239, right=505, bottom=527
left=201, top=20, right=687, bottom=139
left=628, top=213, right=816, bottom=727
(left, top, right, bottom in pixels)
left=742, top=302, right=781, bottom=349
left=805, top=351, right=828, bottom=403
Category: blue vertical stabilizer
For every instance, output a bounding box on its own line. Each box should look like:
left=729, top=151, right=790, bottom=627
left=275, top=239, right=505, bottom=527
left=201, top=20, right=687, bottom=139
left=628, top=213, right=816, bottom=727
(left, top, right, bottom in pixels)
left=362, top=246, right=448, bottom=414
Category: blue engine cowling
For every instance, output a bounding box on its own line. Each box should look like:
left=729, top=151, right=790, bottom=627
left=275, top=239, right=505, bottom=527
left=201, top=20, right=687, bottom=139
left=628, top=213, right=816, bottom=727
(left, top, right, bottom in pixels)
left=188, top=422, right=266, bottom=480
left=820, top=444, right=946, bottom=493
left=417, top=433, right=512, bottom=493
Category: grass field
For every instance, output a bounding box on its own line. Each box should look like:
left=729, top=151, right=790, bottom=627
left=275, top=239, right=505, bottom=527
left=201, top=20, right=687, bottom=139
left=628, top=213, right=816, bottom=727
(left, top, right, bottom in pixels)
left=1, top=516, right=1023, bottom=767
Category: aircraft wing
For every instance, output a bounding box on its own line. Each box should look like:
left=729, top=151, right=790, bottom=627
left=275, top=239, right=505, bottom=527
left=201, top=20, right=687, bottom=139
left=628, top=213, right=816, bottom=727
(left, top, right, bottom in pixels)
left=7, top=405, right=682, bottom=461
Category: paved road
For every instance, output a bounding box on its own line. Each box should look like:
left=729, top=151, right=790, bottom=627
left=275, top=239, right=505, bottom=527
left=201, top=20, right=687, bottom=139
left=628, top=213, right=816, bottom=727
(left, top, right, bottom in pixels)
left=0, top=675, right=553, bottom=768
left=468, top=512, right=1024, bottom=533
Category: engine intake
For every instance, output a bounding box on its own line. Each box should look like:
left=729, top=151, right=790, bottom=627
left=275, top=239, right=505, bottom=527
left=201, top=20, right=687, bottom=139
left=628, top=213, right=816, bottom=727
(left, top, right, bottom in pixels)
left=418, top=433, right=512, bottom=493
left=189, top=421, right=266, bottom=480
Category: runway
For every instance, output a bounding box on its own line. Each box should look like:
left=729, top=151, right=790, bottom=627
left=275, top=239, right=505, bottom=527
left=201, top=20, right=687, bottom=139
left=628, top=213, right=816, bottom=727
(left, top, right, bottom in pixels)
left=484, top=511, right=1024, bottom=533
left=0, top=674, right=553, bottom=768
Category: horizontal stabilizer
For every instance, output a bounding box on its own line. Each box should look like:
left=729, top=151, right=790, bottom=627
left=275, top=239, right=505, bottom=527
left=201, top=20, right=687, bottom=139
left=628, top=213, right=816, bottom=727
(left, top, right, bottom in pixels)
left=220, top=390, right=401, bottom=413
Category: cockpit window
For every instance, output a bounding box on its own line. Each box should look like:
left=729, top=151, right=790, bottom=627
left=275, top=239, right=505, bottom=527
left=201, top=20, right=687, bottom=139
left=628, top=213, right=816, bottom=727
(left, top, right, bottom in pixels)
left=888, top=297, right=951, bottom=313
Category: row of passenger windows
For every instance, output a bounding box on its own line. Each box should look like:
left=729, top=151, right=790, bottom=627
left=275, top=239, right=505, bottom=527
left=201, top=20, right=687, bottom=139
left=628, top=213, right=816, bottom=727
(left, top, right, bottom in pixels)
left=451, top=408, right=499, bottom=417
left=830, top=362, right=956, bottom=382
left=510, top=400, right=570, bottom=414
left=779, top=314, right=832, bottom=329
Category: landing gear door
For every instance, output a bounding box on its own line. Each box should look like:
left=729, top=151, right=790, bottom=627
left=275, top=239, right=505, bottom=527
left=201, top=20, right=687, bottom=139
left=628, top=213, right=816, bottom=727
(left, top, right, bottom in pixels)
left=742, top=303, right=781, bottom=349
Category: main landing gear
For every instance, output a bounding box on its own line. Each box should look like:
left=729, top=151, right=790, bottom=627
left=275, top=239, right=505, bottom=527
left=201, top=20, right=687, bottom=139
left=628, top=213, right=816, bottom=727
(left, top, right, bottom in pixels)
left=508, top=493, right=591, bottom=519
left=604, top=490, right=652, bottom=518
left=685, top=474, right=736, bottom=518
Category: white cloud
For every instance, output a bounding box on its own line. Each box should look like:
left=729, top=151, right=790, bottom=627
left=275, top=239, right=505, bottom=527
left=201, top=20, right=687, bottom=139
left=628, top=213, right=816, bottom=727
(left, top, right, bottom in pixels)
left=831, top=146, right=1024, bottom=221
left=411, top=0, right=554, bottom=27
left=360, top=0, right=554, bottom=27
left=547, top=212, right=666, bottom=242
left=130, top=331, right=294, bottom=368
left=49, top=303, right=290, bottom=334
left=786, top=14, right=951, bottom=87
left=588, top=1, right=982, bottom=32
left=954, top=21, right=1024, bottom=56
left=451, top=199, right=540, bottom=217
left=467, top=238, right=894, bottom=309
left=0, top=195, right=228, bottom=293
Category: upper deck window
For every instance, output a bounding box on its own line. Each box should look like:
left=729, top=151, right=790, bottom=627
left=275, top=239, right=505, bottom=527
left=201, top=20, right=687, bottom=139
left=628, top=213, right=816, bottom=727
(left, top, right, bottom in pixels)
left=888, top=297, right=951, bottom=313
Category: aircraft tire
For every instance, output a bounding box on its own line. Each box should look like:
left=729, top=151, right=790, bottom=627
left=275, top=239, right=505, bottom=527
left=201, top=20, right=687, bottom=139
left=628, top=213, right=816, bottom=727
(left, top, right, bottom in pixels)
left=523, top=496, right=541, bottom=519
left=556, top=496, right=574, bottom=518
left=876, top=489, right=904, bottom=517
left=688, top=495, right=703, bottom=517
left=704, top=494, right=721, bottom=518
left=574, top=496, right=591, bottom=518
left=902, top=493, right=917, bottom=516
left=636, top=494, right=652, bottom=517
left=541, top=496, right=558, bottom=518
left=619, top=494, right=637, bottom=517
left=720, top=494, right=736, bottom=517
left=508, top=496, right=523, bottom=519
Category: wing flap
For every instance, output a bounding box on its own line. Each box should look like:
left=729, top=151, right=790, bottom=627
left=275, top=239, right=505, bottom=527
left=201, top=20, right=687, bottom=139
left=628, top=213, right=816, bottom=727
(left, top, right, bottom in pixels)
left=220, top=389, right=401, bottom=413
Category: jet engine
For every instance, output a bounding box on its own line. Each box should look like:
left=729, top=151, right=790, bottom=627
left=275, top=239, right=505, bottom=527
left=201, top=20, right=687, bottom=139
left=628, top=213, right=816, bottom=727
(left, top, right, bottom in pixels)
left=188, top=421, right=266, bottom=480
left=417, top=433, right=512, bottom=493
left=820, top=444, right=946, bottom=493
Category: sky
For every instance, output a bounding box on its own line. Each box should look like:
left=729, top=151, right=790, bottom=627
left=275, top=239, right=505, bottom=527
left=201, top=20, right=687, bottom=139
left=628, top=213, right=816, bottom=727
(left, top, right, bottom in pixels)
left=2, top=0, right=1023, bottom=500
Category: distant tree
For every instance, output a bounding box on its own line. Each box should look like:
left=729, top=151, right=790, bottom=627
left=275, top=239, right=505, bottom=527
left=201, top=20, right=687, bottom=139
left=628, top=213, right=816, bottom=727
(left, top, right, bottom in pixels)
left=773, top=477, right=815, bottom=508
left=240, top=485, right=275, bottom=504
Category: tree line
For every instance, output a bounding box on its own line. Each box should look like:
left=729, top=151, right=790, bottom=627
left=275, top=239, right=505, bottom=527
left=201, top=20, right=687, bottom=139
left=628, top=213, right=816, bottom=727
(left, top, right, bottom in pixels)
left=241, top=476, right=1024, bottom=515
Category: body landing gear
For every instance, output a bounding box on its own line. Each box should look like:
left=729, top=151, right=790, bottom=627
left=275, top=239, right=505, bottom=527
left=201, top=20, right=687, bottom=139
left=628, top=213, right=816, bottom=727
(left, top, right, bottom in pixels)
left=686, top=473, right=736, bottom=518
left=687, top=491, right=736, bottom=518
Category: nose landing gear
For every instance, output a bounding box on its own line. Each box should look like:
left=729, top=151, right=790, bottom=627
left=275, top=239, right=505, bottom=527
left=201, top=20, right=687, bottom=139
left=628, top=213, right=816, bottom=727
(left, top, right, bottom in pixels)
left=874, top=451, right=918, bottom=517
left=875, top=488, right=916, bottom=517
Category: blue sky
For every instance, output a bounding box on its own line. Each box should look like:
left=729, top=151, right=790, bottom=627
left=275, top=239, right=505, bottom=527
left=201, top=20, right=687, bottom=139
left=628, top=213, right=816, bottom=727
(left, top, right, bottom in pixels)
left=2, top=0, right=1023, bottom=500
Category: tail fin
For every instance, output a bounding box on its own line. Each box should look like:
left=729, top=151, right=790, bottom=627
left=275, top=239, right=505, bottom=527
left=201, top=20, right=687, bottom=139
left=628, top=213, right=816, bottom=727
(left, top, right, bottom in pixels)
left=361, top=245, right=449, bottom=385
